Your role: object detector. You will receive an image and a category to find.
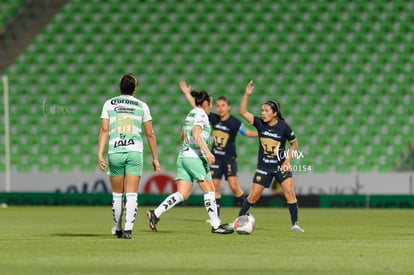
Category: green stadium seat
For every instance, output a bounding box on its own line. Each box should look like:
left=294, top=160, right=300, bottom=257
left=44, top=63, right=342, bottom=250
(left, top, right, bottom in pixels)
left=2, top=0, right=413, bottom=173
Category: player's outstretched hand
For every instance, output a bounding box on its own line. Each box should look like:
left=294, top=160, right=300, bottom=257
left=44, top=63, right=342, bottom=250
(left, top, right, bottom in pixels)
left=179, top=80, right=192, bottom=94
left=245, top=80, right=254, bottom=95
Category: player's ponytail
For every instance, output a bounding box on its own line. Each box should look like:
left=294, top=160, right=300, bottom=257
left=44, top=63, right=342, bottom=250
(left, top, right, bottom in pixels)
left=191, top=90, right=211, bottom=106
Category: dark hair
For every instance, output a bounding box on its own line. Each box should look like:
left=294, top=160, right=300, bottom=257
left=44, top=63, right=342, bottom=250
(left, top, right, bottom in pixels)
left=120, top=73, right=138, bottom=95
left=216, top=95, right=231, bottom=105
left=191, top=90, right=211, bottom=106
left=264, top=100, right=284, bottom=121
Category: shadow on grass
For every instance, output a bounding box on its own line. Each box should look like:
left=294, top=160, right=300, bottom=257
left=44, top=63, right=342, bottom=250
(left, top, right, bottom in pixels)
left=50, top=233, right=108, bottom=237
left=51, top=231, right=178, bottom=237
left=172, top=217, right=205, bottom=223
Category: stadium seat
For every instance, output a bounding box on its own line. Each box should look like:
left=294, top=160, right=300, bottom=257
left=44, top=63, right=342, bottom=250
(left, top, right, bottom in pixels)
left=2, top=0, right=413, bottom=173
left=0, top=0, right=26, bottom=27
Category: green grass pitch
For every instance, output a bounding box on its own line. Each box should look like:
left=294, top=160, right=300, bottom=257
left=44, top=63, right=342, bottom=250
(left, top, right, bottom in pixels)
left=0, top=206, right=413, bottom=274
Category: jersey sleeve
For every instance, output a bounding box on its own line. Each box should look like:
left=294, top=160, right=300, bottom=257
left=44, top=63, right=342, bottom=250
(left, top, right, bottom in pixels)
left=230, top=116, right=242, bottom=130
left=235, top=118, right=244, bottom=133
left=252, top=116, right=263, bottom=131
left=100, top=100, right=110, bottom=119
left=285, top=123, right=296, bottom=142
left=194, top=110, right=209, bottom=127
left=141, top=102, right=152, bottom=122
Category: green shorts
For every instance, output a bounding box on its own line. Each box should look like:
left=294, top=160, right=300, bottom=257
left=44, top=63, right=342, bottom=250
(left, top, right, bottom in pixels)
left=108, top=152, right=143, bottom=176
left=175, top=155, right=212, bottom=184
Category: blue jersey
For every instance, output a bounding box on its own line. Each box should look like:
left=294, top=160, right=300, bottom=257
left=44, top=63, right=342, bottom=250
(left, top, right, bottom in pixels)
left=208, top=113, right=242, bottom=160
left=253, top=116, right=296, bottom=168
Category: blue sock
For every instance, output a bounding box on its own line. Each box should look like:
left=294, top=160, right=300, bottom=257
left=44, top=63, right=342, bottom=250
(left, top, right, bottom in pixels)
left=238, top=199, right=254, bottom=216
left=234, top=193, right=246, bottom=207
left=288, top=202, right=299, bottom=225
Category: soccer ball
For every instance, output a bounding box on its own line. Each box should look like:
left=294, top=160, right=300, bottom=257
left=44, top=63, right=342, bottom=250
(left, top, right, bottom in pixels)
left=234, top=214, right=255, bottom=234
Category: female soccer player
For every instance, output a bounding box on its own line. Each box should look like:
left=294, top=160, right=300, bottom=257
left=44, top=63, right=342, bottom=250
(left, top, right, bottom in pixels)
left=179, top=81, right=257, bottom=220
left=146, top=90, right=233, bottom=234
left=237, top=80, right=305, bottom=232
left=98, top=73, right=161, bottom=239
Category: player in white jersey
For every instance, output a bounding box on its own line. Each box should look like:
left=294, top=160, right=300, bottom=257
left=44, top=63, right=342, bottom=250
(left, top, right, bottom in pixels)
left=179, top=80, right=258, bottom=222
left=146, top=90, right=233, bottom=234
left=98, top=73, right=160, bottom=239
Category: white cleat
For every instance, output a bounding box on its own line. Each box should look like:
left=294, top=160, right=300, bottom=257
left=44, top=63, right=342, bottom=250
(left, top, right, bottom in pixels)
left=291, top=222, right=305, bottom=232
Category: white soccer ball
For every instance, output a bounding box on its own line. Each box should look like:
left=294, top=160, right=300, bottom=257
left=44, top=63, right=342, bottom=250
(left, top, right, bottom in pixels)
left=234, top=214, right=255, bottom=234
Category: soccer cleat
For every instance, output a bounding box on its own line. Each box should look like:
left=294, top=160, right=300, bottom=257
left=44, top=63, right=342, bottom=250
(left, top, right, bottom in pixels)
left=123, top=230, right=132, bottom=239
left=146, top=210, right=159, bottom=232
left=112, top=226, right=123, bottom=238
left=211, top=224, right=234, bottom=234
left=115, top=230, right=123, bottom=238
left=224, top=222, right=235, bottom=231
left=291, top=222, right=305, bottom=232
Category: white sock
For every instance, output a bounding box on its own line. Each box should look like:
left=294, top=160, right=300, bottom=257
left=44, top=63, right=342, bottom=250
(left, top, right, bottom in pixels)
left=154, top=192, right=184, bottom=218
left=112, top=192, right=123, bottom=231
left=204, top=192, right=220, bottom=229
left=124, top=193, right=138, bottom=231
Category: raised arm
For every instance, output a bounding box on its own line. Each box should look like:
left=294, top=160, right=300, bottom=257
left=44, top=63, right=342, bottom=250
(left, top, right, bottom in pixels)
left=179, top=80, right=195, bottom=108
left=240, top=80, right=255, bottom=124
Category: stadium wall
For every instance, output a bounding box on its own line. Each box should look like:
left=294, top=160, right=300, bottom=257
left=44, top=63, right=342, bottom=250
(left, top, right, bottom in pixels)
left=0, top=172, right=413, bottom=194
left=1, top=193, right=413, bottom=208
left=0, top=172, right=413, bottom=208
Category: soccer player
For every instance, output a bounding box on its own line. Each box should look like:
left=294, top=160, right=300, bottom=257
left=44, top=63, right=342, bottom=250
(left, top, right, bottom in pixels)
left=98, top=73, right=161, bottom=239
left=146, top=90, right=233, bottom=234
left=237, top=80, right=305, bottom=232
left=179, top=81, right=257, bottom=220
